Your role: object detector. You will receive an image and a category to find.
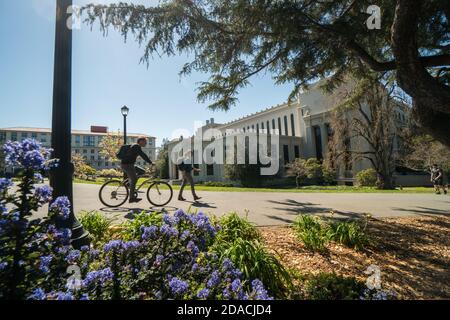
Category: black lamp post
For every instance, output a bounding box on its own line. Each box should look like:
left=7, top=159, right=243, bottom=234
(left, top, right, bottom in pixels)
left=121, top=105, right=129, bottom=144
left=50, top=0, right=89, bottom=248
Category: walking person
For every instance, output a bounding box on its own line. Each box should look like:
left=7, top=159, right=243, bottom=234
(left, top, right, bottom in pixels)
left=118, top=137, right=153, bottom=203
left=177, top=152, right=201, bottom=201
left=430, top=164, right=447, bottom=195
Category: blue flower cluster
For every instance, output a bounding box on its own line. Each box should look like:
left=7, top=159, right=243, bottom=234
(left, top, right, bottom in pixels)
left=2, top=139, right=57, bottom=171
left=49, top=196, right=71, bottom=220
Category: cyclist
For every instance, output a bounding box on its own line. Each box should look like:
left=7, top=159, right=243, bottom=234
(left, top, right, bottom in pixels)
left=120, top=137, right=153, bottom=203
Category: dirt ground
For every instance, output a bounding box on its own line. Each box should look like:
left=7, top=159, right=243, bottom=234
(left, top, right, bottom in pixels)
left=260, top=214, right=450, bottom=300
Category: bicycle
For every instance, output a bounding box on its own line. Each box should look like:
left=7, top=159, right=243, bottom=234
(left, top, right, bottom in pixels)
left=98, top=165, right=173, bottom=208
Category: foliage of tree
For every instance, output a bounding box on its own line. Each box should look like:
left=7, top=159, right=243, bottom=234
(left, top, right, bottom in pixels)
left=400, top=134, right=450, bottom=173
left=155, top=138, right=170, bottom=179
left=83, top=0, right=450, bottom=147
left=286, top=158, right=336, bottom=187
left=72, top=154, right=97, bottom=179
left=355, top=168, right=378, bottom=187
left=328, top=77, right=401, bottom=189
left=98, top=133, right=123, bottom=164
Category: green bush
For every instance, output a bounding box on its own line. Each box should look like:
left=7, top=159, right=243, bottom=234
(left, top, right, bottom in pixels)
left=201, top=181, right=235, bottom=188
left=304, top=273, right=365, bottom=300
left=78, top=211, right=112, bottom=243
left=356, top=169, right=377, bottom=187
left=328, top=220, right=370, bottom=251
left=305, top=158, right=323, bottom=181
left=97, top=169, right=122, bottom=178
left=294, top=216, right=371, bottom=251
left=293, top=215, right=329, bottom=252
left=121, top=211, right=163, bottom=240
left=215, top=212, right=261, bottom=243
left=213, top=213, right=291, bottom=298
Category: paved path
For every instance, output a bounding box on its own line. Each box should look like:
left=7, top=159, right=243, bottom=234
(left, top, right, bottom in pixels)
left=32, top=183, right=450, bottom=226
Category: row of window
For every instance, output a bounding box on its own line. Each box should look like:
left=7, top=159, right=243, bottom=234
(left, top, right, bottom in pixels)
left=0, top=132, right=154, bottom=147
left=240, top=114, right=297, bottom=137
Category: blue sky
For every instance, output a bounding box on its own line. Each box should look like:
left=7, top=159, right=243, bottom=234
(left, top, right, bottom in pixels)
left=0, top=0, right=294, bottom=147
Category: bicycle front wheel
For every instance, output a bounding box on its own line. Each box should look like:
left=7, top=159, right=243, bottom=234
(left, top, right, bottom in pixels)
left=99, top=180, right=129, bottom=208
left=146, top=181, right=173, bottom=207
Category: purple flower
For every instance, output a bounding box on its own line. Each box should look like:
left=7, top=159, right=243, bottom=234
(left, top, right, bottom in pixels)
left=65, top=250, right=81, bottom=264
left=0, top=178, right=13, bottom=193
left=207, top=270, right=220, bottom=288
left=103, top=240, right=125, bottom=253
left=251, top=279, right=272, bottom=300
left=180, top=230, right=191, bottom=241
left=123, top=240, right=140, bottom=251
left=3, top=139, right=54, bottom=171
left=49, top=196, right=71, bottom=220
left=154, top=255, right=164, bottom=267
left=163, top=213, right=178, bottom=226
left=197, top=288, right=210, bottom=299
left=28, top=288, right=47, bottom=300
left=174, top=209, right=189, bottom=222
left=168, top=277, right=189, bottom=296
left=39, top=255, right=53, bottom=273
left=141, top=226, right=158, bottom=240
left=160, top=224, right=178, bottom=238
left=231, top=279, right=242, bottom=292
left=55, top=292, right=74, bottom=300
left=34, top=173, right=44, bottom=182
left=34, top=185, right=53, bottom=204
left=0, top=261, right=8, bottom=271
left=82, top=268, right=114, bottom=287
left=187, top=241, right=199, bottom=256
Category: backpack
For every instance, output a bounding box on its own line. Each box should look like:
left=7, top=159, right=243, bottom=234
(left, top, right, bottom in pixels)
left=116, top=145, right=131, bottom=161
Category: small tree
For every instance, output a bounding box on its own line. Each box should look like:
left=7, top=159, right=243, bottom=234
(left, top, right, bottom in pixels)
left=155, top=138, right=170, bottom=179
left=286, top=159, right=308, bottom=188
left=401, top=134, right=450, bottom=173
left=72, top=154, right=97, bottom=180
left=98, top=133, right=123, bottom=164
left=329, top=77, right=401, bottom=189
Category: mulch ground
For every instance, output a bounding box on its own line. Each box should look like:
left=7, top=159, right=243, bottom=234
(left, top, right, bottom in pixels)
left=259, top=214, right=450, bottom=299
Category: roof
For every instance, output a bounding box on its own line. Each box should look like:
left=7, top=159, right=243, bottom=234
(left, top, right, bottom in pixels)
left=0, top=127, right=155, bottom=139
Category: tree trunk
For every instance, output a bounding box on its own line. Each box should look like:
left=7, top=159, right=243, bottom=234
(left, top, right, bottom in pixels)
left=391, top=0, right=450, bottom=148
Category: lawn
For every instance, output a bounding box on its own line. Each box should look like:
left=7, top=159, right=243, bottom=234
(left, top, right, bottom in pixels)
left=74, top=178, right=433, bottom=194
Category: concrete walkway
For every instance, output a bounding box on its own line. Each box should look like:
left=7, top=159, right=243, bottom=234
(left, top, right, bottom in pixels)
left=32, top=183, right=450, bottom=226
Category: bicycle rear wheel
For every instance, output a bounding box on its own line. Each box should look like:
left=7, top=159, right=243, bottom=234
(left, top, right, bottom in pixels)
left=99, top=180, right=129, bottom=208
left=146, top=181, right=173, bottom=207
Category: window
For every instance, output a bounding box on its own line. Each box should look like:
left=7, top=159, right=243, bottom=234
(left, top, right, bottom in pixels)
left=284, top=116, right=289, bottom=136
left=283, top=145, right=290, bottom=164
left=277, top=118, right=282, bottom=135
left=313, top=126, right=323, bottom=160
left=83, top=135, right=95, bottom=147
left=83, top=149, right=87, bottom=154
left=272, top=119, right=276, bottom=134
left=290, top=114, right=296, bottom=136
left=207, top=164, right=214, bottom=176
left=11, top=132, right=17, bottom=141
left=256, top=123, right=259, bottom=134
left=21, top=132, right=28, bottom=139
left=32, top=132, right=38, bottom=139
left=75, top=135, right=81, bottom=145
left=75, top=149, right=79, bottom=154
left=294, top=145, right=300, bottom=159
left=91, top=156, right=95, bottom=161
left=266, top=121, right=270, bottom=134
left=91, top=149, right=95, bottom=154
left=0, top=132, right=6, bottom=142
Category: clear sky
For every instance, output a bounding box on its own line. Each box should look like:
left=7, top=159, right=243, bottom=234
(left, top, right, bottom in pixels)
left=0, top=0, right=294, bottom=147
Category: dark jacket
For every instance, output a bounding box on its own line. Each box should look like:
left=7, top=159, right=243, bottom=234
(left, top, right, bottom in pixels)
left=178, top=160, right=193, bottom=172
left=121, top=144, right=152, bottom=165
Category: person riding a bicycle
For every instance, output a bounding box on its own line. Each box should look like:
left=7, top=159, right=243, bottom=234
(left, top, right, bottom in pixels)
left=119, top=137, right=153, bottom=203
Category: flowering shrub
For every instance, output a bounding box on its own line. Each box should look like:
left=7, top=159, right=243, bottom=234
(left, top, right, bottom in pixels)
left=0, top=140, right=272, bottom=300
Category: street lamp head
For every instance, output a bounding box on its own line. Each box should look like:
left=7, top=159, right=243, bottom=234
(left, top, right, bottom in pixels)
left=121, top=105, right=130, bottom=117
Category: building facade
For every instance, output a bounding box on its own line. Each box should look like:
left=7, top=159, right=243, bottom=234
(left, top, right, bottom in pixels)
left=0, top=126, right=156, bottom=174
left=167, top=81, right=417, bottom=185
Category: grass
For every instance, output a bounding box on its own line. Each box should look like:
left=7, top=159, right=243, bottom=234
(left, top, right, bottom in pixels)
left=74, top=178, right=432, bottom=194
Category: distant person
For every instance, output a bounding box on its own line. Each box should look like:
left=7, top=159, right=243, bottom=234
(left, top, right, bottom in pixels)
left=177, top=152, right=201, bottom=201
left=430, top=164, right=447, bottom=195
left=118, top=137, right=153, bottom=203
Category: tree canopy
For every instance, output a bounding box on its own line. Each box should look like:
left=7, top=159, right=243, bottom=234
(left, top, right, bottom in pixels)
left=84, top=0, right=449, bottom=146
